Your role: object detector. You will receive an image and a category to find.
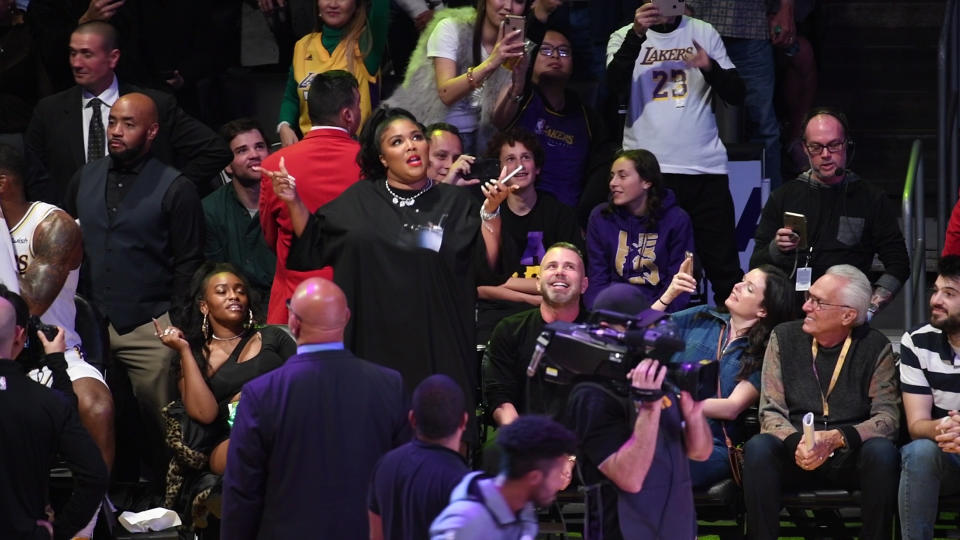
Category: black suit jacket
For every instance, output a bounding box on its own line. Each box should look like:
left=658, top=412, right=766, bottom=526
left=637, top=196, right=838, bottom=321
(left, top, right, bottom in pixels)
left=24, top=82, right=231, bottom=207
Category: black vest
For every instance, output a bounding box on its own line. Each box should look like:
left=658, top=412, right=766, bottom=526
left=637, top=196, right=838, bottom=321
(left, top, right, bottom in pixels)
left=76, top=157, right=180, bottom=333
left=774, top=320, right=891, bottom=430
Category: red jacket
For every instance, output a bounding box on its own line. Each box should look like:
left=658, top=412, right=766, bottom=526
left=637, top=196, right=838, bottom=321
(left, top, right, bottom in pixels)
left=259, top=128, right=361, bottom=323
left=945, top=190, right=960, bottom=257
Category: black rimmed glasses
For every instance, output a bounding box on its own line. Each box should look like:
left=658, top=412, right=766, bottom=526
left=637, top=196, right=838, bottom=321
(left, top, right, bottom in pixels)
left=803, top=291, right=851, bottom=311
left=804, top=140, right=845, bottom=155
left=538, top=45, right=571, bottom=58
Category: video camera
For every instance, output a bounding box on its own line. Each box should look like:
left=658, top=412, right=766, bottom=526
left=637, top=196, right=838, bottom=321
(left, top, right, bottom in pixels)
left=17, top=316, right=59, bottom=372
left=526, top=309, right=718, bottom=401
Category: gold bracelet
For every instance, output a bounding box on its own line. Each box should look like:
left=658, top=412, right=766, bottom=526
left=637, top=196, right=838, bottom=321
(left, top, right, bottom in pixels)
left=466, top=66, right=484, bottom=89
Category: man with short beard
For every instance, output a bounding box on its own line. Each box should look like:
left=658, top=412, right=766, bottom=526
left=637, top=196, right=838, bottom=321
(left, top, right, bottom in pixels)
left=898, top=255, right=960, bottom=539
left=483, top=242, right=587, bottom=427
left=64, top=91, right=204, bottom=487
left=202, top=118, right=277, bottom=312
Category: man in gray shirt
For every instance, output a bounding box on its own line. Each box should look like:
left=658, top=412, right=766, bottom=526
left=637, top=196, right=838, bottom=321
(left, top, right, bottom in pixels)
left=430, top=415, right=576, bottom=540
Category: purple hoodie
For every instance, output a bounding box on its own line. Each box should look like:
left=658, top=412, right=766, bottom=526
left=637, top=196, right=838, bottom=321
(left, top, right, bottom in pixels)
left=584, top=188, right=694, bottom=311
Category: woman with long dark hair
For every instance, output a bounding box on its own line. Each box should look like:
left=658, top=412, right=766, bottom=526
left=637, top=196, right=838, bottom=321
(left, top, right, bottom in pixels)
left=263, top=106, right=513, bottom=439
left=584, top=148, right=695, bottom=310
left=653, top=263, right=798, bottom=487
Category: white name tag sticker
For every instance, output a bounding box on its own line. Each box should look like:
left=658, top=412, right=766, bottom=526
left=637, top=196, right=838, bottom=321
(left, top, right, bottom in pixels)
left=795, top=267, right=812, bottom=291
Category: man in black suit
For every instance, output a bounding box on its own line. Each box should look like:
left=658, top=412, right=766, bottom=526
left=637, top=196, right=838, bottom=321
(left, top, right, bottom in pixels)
left=24, top=20, right=230, bottom=206
left=222, top=277, right=410, bottom=540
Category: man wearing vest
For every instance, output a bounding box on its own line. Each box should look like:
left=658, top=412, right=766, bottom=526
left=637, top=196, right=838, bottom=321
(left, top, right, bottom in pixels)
left=743, top=264, right=900, bottom=540
left=64, top=92, right=205, bottom=484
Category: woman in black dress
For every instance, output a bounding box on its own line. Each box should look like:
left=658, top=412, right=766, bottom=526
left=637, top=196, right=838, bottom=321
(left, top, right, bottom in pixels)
left=265, top=106, right=514, bottom=434
left=155, top=263, right=296, bottom=530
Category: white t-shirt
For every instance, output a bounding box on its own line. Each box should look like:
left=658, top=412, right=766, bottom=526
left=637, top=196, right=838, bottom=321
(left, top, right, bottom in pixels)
left=608, top=17, right=734, bottom=175
left=426, top=17, right=488, bottom=135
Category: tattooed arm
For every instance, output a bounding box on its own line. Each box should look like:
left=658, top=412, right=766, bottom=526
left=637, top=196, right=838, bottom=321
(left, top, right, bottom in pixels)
left=21, top=210, right=83, bottom=315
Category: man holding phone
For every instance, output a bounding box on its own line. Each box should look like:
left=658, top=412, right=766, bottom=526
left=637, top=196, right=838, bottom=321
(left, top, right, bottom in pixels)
left=749, top=107, right=908, bottom=317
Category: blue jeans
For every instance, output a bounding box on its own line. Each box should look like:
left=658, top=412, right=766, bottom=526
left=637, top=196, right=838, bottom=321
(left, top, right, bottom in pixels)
left=722, top=38, right=782, bottom=188
left=690, top=442, right=733, bottom=489
left=899, top=439, right=960, bottom=539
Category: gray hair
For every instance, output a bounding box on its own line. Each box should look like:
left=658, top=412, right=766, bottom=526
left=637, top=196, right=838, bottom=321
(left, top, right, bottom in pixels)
left=824, top=264, right=872, bottom=325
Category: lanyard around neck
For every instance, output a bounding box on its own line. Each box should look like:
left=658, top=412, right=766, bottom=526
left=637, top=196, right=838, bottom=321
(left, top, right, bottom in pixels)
left=810, top=335, right=853, bottom=417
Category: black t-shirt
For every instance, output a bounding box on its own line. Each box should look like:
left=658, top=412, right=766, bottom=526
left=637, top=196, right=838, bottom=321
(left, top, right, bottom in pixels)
left=474, top=190, right=583, bottom=343
left=482, top=308, right=586, bottom=422
left=368, top=439, right=469, bottom=540
left=566, top=382, right=695, bottom=539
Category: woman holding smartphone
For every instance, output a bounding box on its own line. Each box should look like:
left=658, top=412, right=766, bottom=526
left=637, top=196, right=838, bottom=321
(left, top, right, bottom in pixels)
left=386, top=0, right=559, bottom=153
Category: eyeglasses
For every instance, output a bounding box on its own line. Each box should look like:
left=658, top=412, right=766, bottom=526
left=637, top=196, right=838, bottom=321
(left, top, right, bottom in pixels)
left=539, top=45, right=571, bottom=58
left=803, top=291, right=851, bottom=311
left=285, top=298, right=301, bottom=320
left=804, top=140, right=845, bottom=155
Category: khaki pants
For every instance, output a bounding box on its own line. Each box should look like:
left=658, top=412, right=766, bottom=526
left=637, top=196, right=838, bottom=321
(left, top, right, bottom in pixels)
left=109, top=312, right=177, bottom=480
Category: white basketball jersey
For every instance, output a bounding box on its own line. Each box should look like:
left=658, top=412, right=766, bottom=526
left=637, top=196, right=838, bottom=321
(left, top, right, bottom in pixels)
left=10, top=202, right=81, bottom=349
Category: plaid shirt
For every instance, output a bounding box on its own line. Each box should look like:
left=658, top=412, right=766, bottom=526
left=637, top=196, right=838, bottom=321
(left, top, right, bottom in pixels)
left=688, top=0, right=771, bottom=40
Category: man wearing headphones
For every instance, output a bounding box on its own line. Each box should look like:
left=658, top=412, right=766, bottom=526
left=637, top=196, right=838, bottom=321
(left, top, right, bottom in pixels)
left=749, top=107, right=909, bottom=318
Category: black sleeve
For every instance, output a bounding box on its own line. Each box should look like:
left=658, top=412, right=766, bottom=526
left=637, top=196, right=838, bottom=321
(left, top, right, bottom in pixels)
left=567, top=384, right=631, bottom=468
left=749, top=187, right=794, bottom=272
left=44, top=352, right=77, bottom=410
left=162, top=176, right=205, bottom=310
left=577, top=104, right=617, bottom=230
left=52, top=404, right=108, bottom=540
left=153, top=91, right=232, bottom=194
left=870, top=191, right=910, bottom=288
left=286, top=212, right=333, bottom=272
left=701, top=60, right=746, bottom=105
left=482, top=319, right=524, bottom=414
left=62, top=169, right=82, bottom=219
left=24, top=108, right=54, bottom=204
left=606, top=30, right=647, bottom=99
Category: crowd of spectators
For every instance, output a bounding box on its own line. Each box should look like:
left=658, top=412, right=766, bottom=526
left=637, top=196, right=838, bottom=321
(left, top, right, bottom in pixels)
left=0, top=0, right=947, bottom=539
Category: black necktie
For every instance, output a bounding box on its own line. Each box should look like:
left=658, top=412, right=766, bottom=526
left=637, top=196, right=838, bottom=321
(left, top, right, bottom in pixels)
left=87, top=98, right=105, bottom=161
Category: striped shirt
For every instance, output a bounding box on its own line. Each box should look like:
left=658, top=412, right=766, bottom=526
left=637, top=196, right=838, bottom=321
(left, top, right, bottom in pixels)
left=900, top=323, right=960, bottom=418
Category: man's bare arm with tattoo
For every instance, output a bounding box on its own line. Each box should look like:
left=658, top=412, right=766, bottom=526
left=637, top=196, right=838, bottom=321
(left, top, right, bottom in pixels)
left=21, top=211, right=83, bottom=315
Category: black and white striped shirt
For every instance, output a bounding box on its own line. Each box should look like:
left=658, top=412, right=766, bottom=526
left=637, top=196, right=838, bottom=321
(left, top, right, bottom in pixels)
left=900, top=324, right=960, bottom=418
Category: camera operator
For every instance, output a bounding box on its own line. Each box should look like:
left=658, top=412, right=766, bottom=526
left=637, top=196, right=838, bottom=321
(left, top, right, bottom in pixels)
left=565, top=283, right=712, bottom=539
left=0, top=285, right=108, bottom=540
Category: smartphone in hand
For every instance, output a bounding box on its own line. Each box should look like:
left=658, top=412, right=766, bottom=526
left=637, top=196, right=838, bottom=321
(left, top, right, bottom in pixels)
left=652, top=0, right=685, bottom=17
left=783, top=212, right=808, bottom=250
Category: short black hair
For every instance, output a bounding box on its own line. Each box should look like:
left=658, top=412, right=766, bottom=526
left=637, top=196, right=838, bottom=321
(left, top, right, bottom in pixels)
left=425, top=122, right=461, bottom=138
left=0, top=144, right=25, bottom=188
left=219, top=118, right=267, bottom=148
left=940, top=255, right=960, bottom=281
left=412, top=374, right=465, bottom=440
left=497, top=415, right=576, bottom=479
left=485, top=127, right=545, bottom=170
left=307, top=70, right=359, bottom=126
left=73, top=21, right=119, bottom=51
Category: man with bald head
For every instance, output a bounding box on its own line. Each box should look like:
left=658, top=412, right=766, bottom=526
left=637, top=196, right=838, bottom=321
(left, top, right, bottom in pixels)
left=0, top=285, right=108, bottom=540
left=222, top=278, right=409, bottom=540
left=25, top=20, right=230, bottom=205
left=65, top=91, right=205, bottom=486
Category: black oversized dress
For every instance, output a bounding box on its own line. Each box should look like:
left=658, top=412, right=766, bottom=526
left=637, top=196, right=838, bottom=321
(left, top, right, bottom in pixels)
left=287, top=179, right=507, bottom=418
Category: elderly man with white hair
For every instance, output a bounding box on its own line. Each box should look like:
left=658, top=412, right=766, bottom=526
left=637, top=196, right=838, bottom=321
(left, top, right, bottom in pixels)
left=742, top=264, right=901, bottom=540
